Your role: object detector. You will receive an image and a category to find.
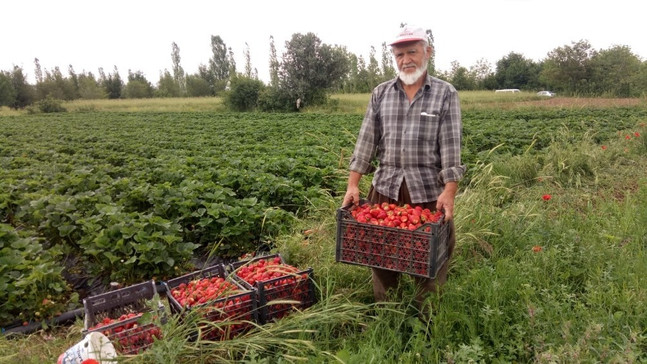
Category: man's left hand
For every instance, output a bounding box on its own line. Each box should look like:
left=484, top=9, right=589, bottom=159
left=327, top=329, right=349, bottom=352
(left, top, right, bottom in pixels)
left=436, top=182, right=458, bottom=221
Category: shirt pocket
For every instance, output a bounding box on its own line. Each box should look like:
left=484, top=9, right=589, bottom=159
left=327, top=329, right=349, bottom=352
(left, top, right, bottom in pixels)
left=418, top=112, right=440, bottom=141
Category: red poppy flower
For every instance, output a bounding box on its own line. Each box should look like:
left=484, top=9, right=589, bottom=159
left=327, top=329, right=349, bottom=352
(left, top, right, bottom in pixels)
left=601, top=145, right=607, bottom=150
left=635, top=132, right=641, bottom=137
left=532, top=245, right=542, bottom=253
left=625, top=135, right=631, bottom=140
left=542, top=194, right=551, bottom=201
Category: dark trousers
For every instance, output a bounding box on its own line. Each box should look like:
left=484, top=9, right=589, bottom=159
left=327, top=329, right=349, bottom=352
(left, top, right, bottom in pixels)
left=366, top=180, right=456, bottom=308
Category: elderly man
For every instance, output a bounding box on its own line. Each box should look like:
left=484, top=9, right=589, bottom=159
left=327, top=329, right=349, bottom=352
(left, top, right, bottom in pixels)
left=342, top=25, right=465, bottom=312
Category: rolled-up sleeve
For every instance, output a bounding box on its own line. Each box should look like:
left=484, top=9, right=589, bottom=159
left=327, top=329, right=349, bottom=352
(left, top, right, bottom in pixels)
left=438, top=87, right=466, bottom=184
left=349, top=93, right=380, bottom=175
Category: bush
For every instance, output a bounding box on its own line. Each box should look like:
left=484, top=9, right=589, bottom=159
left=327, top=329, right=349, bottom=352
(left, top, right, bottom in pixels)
left=32, top=96, right=66, bottom=113
left=257, top=86, right=296, bottom=112
left=224, top=77, right=265, bottom=111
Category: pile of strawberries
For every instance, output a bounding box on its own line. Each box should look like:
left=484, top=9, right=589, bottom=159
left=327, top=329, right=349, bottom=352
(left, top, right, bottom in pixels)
left=89, top=312, right=162, bottom=354
left=234, top=256, right=312, bottom=322
left=350, top=202, right=443, bottom=230
left=169, top=275, right=254, bottom=340
left=235, top=256, right=307, bottom=286
left=170, top=276, right=243, bottom=308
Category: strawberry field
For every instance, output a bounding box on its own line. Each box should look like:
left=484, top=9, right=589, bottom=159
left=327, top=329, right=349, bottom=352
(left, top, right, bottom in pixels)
left=1, top=106, right=646, bottom=330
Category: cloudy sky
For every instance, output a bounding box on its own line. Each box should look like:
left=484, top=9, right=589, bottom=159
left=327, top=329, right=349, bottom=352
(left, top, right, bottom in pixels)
left=2, top=0, right=645, bottom=84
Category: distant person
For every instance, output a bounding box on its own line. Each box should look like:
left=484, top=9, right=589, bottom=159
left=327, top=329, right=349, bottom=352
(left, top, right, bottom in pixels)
left=342, top=25, right=465, bottom=315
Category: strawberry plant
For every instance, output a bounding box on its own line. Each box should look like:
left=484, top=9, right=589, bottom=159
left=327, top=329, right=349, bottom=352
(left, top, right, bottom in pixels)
left=0, top=224, right=73, bottom=327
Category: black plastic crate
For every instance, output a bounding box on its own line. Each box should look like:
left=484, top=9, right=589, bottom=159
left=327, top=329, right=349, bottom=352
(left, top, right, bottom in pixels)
left=228, top=254, right=316, bottom=325
left=335, top=201, right=450, bottom=279
left=163, top=264, right=257, bottom=341
left=83, top=280, right=165, bottom=355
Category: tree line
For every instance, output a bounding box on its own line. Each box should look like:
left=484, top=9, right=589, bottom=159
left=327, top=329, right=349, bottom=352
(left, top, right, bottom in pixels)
left=1, top=34, right=646, bottom=112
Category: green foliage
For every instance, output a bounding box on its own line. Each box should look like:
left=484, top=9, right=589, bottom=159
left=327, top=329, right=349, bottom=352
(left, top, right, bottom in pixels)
left=279, top=32, right=350, bottom=106
left=77, top=206, right=198, bottom=281
left=185, top=74, right=212, bottom=97
left=123, top=70, right=154, bottom=98
left=224, top=77, right=265, bottom=111
left=494, top=52, right=542, bottom=90
left=100, top=66, right=123, bottom=99
left=257, top=86, right=297, bottom=112
left=0, top=71, right=17, bottom=107
left=0, top=224, right=73, bottom=326
left=31, top=95, right=67, bottom=113
left=156, top=70, right=181, bottom=97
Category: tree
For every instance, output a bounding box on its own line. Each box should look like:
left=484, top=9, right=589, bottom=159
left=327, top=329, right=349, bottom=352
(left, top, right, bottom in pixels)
left=227, top=47, right=237, bottom=79
left=470, top=58, right=495, bottom=89
left=34, top=58, right=43, bottom=84
left=425, top=28, right=436, bottom=75
left=185, top=73, right=212, bottom=97
left=589, top=45, right=642, bottom=97
left=156, top=70, right=181, bottom=97
left=269, top=36, right=280, bottom=87
left=100, top=66, right=123, bottom=99
left=77, top=72, right=106, bottom=99
left=244, top=42, right=253, bottom=78
left=448, top=61, right=476, bottom=90
left=209, top=35, right=230, bottom=82
left=494, top=52, right=540, bottom=90
left=367, top=46, right=381, bottom=89
left=123, top=70, right=154, bottom=98
left=9, top=66, right=35, bottom=108
left=279, top=32, right=350, bottom=106
left=171, top=42, right=186, bottom=96
left=0, top=71, right=17, bottom=107
left=380, top=42, right=396, bottom=81
left=540, top=40, right=595, bottom=94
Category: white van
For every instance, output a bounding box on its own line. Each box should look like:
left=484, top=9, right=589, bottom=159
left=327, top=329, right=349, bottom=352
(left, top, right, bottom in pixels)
left=495, top=89, right=520, bottom=93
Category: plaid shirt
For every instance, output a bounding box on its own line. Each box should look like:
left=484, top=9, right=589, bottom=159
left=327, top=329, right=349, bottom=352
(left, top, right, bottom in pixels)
left=349, top=75, right=466, bottom=204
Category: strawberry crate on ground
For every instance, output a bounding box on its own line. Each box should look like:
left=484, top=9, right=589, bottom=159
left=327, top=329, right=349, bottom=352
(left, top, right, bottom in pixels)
left=228, top=254, right=316, bottom=325
left=83, top=280, right=165, bottom=355
left=163, top=263, right=257, bottom=341
left=335, top=202, right=450, bottom=279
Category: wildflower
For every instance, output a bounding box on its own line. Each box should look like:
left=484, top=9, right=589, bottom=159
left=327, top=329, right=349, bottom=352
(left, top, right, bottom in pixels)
left=542, top=194, right=552, bottom=201
left=601, top=145, right=607, bottom=150
left=625, top=135, right=631, bottom=140
left=634, top=132, right=640, bottom=137
left=532, top=245, right=542, bottom=253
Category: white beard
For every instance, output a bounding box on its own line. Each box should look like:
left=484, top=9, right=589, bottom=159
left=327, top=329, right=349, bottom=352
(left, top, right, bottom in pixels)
left=398, top=64, right=427, bottom=85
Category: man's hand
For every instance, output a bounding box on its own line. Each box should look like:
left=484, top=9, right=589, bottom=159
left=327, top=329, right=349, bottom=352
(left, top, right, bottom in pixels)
left=436, top=182, right=458, bottom=221
left=343, top=171, right=363, bottom=207
left=342, top=186, right=360, bottom=207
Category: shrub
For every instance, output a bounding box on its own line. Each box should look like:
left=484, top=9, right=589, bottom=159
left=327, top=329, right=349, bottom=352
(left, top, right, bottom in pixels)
left=257, top=86, right=296, bottom=112
left=35, top=96, right=67, bottom=113
left=223, top=77, right=265, bottom=111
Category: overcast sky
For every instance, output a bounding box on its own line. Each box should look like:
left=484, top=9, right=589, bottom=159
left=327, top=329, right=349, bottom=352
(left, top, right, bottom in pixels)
left=2, top=0, right=645, bottom=84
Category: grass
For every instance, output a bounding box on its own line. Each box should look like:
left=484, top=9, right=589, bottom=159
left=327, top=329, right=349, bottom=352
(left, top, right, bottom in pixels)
left=1, top=96, right=646, bottom=363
